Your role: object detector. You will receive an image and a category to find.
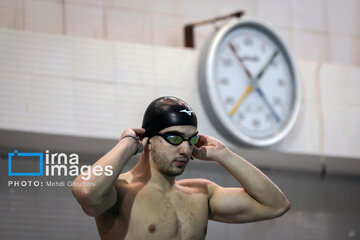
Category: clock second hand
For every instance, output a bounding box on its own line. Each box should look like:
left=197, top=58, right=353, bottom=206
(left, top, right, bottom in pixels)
left=255, top=87, right=281, bottom=123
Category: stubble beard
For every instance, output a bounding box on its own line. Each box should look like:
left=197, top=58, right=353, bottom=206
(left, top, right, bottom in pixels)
left=152, top=154, right=186, bottom=177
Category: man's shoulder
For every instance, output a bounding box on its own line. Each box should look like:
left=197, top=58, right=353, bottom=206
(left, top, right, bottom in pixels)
left=176, top=178, right=218, bottom=195
left=117, top=171, right=132, bottom=183
left=113, top=172, right=136, bottom=191
left=114, top=171, right=147, bottom=190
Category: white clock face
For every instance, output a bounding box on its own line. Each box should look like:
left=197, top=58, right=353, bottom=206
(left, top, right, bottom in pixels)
left=200, top=20, right=300, bottom=146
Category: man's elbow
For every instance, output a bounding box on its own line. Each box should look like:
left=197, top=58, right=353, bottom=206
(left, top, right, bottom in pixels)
left=275, top=199, right=291, bottom=217
left=72, top=181, right=88, bottom=203
left=71, top=184, right=100, bottom=217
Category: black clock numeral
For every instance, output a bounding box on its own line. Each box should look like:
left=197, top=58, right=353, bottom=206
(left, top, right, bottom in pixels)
left=261, top=43, right=267, bottom=53
left=217, top=77, right=229, bottom=86
left=238, top=112, right=245, bottom=120
left=252, top=119, right=261, bottom=128
left=222, top=58, right=232, bottom=67
left=273, top=97, right=282, bottom=107
left=225, top=96, right=235, bottom=105
left=244, top=36, right=253, bottom=46
left=278, top=78, right=286, bottom=87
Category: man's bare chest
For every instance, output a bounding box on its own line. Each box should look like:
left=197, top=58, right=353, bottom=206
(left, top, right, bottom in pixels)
left=122, top=185, right=209, bottom=239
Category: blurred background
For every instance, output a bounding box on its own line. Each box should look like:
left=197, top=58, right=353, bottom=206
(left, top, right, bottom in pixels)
left=0, top=0, right=359, bottom=239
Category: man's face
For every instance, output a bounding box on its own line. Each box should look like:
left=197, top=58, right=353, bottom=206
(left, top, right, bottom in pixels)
left=149, top=125, right=198, bottom=176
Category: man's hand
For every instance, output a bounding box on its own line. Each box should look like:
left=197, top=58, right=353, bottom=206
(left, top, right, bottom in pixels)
left=120, top=128, right=148, bottom=155
left=192, top=135, right=228, bottom=161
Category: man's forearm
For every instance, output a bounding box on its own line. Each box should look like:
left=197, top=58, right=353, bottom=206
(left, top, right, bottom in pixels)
left=72, top=138, right=136, bottom=201
left=216, top=149, right=290, bottom=210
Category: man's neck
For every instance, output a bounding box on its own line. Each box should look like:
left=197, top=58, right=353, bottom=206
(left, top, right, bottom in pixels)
left=132, top=154, right=176, bottom=193
left=148, top=165, right=175, bottom=192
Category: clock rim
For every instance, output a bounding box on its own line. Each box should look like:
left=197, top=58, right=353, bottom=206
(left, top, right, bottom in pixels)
left=198, top=17, right=302, bottom=147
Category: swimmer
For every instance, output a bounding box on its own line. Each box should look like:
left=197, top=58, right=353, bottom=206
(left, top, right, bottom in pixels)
left=72, top=96, right=290, bottom=240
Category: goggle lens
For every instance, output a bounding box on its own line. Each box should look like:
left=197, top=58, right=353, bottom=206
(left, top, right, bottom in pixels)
left=167, top=135, right=183, bottom=145
left=189, top=135, right=199, bottom=145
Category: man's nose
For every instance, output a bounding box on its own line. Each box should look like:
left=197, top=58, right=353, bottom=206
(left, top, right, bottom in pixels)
left=178, top=141, right=192, bottom=155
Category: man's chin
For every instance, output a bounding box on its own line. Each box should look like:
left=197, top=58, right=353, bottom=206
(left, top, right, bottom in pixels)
left=166, top=166, right=186, bottom=176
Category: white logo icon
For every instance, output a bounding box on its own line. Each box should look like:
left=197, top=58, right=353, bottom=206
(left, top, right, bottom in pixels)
left=179, top=109, right=193, bottom=116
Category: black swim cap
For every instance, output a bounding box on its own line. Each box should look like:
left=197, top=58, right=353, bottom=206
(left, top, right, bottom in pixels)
left=142, top=96, right=197, bottom=137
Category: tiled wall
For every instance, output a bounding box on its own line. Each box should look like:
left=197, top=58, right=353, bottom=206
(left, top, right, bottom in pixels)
left=1, top=29, right=360, bottom=174
left=0, top=0, right=359, bottom=66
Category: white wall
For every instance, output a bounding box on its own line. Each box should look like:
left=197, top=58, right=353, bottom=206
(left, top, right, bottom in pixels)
left=0, top=0, right=359, bottom=66
left=0, top=29, right=359, bottom=175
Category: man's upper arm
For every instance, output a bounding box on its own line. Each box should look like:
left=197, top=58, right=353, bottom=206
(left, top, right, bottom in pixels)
left=75, top=185, right=117, bottom=217
left=74, top=176, right=130, bottom=217
left=207, top=181, right=283, bottom=223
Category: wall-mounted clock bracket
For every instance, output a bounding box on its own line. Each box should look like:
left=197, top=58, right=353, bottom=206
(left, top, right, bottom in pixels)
left=183, top=11, right=244, bottom=48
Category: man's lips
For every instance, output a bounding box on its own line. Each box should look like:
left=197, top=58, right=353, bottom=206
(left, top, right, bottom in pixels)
left=174, top=161, right=187, bottom=166
left=173, top=158, right=189, bottom=166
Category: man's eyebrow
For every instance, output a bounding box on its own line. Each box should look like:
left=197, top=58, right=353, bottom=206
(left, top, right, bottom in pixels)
left=164, top=131, right=198, bottom=137
left=192, top=131, right=199, bottom=137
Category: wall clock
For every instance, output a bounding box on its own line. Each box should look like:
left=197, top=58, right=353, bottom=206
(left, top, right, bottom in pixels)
left=198, top=18, right=301, bottom=147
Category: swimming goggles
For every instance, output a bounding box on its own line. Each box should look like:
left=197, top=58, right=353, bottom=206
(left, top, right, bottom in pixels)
left=155, top=132, right=199, bottom=146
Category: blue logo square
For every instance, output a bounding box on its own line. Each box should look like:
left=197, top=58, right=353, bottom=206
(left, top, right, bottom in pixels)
left=8, top=150, right=43, bottom=176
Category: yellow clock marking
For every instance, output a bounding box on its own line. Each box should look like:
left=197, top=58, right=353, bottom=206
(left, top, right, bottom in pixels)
left=229, top=85, right=253, bottom=116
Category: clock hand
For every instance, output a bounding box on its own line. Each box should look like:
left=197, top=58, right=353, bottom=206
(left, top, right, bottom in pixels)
left=252, top=50, right=281, bottom=122
left=228, top=41, right=254, bottom=80
left=229, top=85, right=253, bottom=116
left=228, top=41, right=256, bottom=116
left=254, top=50, right=279, bottom=83
left=255, top=87, right=280, bottom=123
